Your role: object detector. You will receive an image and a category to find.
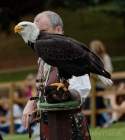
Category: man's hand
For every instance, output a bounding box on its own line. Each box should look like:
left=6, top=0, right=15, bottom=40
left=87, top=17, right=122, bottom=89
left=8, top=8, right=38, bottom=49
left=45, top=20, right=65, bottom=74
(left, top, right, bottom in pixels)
left=22, top=100, right=37, bottom=128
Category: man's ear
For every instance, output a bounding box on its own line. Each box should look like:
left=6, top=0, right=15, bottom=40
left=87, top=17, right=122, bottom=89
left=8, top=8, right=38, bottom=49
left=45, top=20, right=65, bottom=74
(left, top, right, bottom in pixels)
left=55, top=25, right=63, bottom=34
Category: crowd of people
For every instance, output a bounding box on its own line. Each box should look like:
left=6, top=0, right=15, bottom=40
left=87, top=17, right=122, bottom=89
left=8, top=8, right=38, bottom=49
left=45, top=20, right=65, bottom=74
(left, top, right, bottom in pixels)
left=0, top=73, right=36, bottom=135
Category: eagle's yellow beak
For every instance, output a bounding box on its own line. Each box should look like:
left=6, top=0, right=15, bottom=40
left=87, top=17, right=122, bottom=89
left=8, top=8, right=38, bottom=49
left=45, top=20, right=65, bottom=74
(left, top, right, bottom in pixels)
left=14, top=25, right=23, bottom=33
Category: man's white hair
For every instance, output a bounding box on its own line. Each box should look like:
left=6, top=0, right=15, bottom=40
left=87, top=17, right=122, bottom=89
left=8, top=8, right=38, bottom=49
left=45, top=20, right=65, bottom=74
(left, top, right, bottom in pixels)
left=34, top=11, right=64, bottom=30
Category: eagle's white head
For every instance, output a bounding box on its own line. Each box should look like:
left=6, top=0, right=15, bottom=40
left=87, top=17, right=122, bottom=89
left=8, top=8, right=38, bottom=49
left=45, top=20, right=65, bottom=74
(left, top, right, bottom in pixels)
left=14, top=21, right=40, bottom=43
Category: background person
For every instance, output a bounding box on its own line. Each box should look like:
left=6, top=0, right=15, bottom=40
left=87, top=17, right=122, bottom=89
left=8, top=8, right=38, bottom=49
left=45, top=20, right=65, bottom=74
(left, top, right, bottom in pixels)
left=0, top=97, right=26, bottom=134
left=83, top=40, right=113, bottom=127
left=90, top=40, right=113, bottom=127
left=107, top=82, right=125, bottom=123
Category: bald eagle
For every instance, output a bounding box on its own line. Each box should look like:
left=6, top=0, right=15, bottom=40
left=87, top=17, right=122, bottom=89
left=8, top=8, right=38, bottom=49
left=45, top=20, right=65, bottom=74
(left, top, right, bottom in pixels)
left=14, top=21, right=112, bottom=84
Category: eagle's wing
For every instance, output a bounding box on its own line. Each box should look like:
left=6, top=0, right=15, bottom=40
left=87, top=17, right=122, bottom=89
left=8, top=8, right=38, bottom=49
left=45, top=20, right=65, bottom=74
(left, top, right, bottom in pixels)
left=66, top=38, right=111, bottom=79
left=34, top=34, right=110, bottom=79
left=70, top=37, right=105, bottom=68
left=35, top=36, right=84, bottom=62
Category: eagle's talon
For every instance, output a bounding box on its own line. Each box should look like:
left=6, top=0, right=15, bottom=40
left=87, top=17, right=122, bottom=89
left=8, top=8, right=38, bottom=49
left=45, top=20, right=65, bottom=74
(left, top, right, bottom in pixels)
left=50, top=83, right=68, bottom=91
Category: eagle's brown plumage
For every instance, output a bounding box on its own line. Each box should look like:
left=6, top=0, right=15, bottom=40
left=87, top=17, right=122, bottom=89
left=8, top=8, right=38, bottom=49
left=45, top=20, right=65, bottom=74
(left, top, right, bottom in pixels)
left=33, top=32, right=111, bottom=80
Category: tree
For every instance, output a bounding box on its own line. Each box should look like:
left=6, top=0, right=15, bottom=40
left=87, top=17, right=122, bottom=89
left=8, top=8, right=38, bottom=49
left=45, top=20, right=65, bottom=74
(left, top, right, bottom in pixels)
left=100, top=0, right=125, bottom=31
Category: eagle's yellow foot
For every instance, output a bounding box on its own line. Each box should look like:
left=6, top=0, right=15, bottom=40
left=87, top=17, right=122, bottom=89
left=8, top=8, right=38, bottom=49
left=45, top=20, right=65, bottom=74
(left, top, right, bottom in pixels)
left=50, top=82, right=68, bottom=91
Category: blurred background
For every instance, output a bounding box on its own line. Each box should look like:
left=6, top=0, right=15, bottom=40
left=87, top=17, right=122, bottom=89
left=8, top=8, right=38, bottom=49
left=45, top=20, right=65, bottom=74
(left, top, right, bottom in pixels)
left=0, top=0, right=125, bottom=140
left=0, top=0, right=125, bottom=74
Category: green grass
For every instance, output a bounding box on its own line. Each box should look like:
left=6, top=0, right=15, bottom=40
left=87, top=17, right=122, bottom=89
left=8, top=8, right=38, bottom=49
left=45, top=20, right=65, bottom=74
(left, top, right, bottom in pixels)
left=0, top=68, right=37, bottom=83
left=90, top=123, right=125, bottom=140
left=4, top=134, right=28, bottom=140
left=3, top=123, right=125, bottom=140
left=112, top=60, right=125, bottom=72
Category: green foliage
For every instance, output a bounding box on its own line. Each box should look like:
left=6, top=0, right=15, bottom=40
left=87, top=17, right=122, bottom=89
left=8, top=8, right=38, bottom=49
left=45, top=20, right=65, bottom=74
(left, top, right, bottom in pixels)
left=114, top=0, right=125, bottom=7
left=56, top=8, right=125, bottom=57
left=92, top=0, right=125, bottom=17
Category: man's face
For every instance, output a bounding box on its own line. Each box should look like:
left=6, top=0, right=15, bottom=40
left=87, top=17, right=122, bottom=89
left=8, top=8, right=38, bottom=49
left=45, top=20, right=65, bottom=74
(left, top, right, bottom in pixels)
left=34, top=14, right=60, bottom=34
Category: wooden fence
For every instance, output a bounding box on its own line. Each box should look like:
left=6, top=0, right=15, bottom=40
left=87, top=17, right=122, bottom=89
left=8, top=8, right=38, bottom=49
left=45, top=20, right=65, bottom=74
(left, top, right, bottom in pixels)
left=87, top=71, right=125, bottom=127
left=0, top=81, right=27, bottom=134
left=0, top=71, right=125, bottom=134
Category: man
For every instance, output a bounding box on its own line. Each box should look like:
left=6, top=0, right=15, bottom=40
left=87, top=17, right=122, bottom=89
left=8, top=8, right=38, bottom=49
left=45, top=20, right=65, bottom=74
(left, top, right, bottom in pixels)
left=22, top=11, right=91, bottom=139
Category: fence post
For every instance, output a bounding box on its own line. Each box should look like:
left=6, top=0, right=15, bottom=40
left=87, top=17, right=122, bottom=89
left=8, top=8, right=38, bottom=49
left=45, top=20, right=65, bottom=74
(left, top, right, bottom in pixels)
left=9, top=83, right=14, bottom=134
left=90, top=76, right=97, bottom=127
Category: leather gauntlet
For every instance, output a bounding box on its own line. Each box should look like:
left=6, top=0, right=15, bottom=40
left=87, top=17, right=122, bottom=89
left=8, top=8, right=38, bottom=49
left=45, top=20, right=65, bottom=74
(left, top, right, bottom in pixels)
left=44, top=86, right=71, bottom=103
